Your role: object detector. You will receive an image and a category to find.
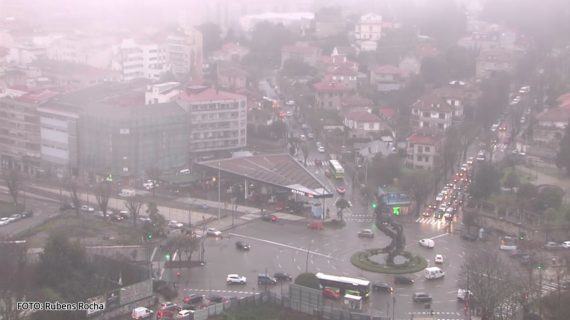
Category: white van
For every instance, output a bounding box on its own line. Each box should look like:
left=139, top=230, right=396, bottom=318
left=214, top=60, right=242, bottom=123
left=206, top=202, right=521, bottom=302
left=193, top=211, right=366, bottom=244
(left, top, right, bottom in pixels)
left=424, top=267, right=445, bottom=280
left=131, top=307, right=153, bottom=319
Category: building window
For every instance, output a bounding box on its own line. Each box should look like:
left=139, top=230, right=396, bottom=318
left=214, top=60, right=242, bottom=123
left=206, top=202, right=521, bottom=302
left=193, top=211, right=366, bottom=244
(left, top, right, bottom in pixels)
left=425, top=146, right=430, bottom=152
left=417, top=146, right=423, bottom=153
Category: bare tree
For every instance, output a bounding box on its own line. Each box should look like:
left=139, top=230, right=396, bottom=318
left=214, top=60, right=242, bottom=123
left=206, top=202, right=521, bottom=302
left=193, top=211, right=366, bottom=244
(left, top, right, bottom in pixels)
left=95, top=182, right=112, bottom=218
left=459, top=249, right=526, bottom=320
left=65, top=175, right=81, bottom=215
left=301, top=142, right=309, bottom=165
left=125, top=197, right=143, bottom=227
left=165, top=233, right=201, bottom=262
left=2, top=169, right=21, bottom=205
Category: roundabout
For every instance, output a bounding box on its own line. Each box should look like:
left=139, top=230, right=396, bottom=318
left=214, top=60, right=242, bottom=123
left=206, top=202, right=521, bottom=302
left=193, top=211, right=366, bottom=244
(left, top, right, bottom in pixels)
left=350, top=215, right=428, bottom=274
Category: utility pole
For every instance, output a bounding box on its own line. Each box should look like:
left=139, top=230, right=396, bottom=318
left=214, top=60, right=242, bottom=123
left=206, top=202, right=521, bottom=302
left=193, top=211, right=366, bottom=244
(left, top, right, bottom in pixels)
left=217, top=162, right=221, bottom=220
left=305, top=240, right=313, bottom=273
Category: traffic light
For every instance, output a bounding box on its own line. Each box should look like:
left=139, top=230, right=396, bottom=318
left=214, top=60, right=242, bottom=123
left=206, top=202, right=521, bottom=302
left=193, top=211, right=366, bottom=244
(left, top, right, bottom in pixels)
left=146, top=232, right=152, bottom=240
left=536, top=263, right=544, bottom=270
left=371, top=202, right=378, bottom=209
left=392, top=206, right=400, bottom=216
left=518, top=232, right=526, bottom=240
left=165, top=253, right=171, bottom=261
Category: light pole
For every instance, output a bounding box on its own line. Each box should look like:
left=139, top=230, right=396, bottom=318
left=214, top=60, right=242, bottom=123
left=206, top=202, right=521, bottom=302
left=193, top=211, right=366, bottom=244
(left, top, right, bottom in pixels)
left=305, top=239, right=313, bottom=273
left=217, top=162, right=221, bottom=220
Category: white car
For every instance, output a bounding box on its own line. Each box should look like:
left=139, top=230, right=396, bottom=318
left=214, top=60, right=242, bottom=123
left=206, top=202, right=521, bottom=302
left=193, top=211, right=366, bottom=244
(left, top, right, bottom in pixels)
left=178, top=309, right=194, bottom=317
left=168, top=220, right=184, bottom=228
left=317, top=146, right=325, bottom=153
left=226, top=274, right=247, bottom=285
left=434, top=254, right=444, bottom=264
left=0, top=218, right=10, bottom=226
left=206, top=228, right=222, bottom=237
left=561, top=241, right=570, bottom=249
left=419, top=239, right=435, bottom=248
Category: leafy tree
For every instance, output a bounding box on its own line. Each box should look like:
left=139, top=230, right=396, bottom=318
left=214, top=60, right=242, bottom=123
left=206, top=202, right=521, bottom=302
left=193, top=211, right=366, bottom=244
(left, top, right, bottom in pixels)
left=0, top=239, right=31, bottom=320
left=367, top=154, right=402, bottom=188
left=556, top=125, right=570, bottom=175
left=516, top=183, right=538, bottom=221
left=420, top=56, right=449, bottom=86
left=164, top=233, right=200, bottom=262
left=95, top=181, right=112, bottom=218
left=301, top=142, right=309, bottom=165
left=197, top=23, right=222, bottom=56
left=502, top=169, right=521, bottom=190
left=294, top=273, right=320, bottom=290
left=2, top=168, right=21, bottom=205
left=281, top=59, right=317, bottom=78
left=470, top=163, right=501, bottom=202
left=146, top=202, right=166, bottom=237
left=441, top=126, right=462, bottom=180
left=125, top=197, right=143, bottom=227
left=400, top=170, right=434, bottom=216
left=536, top=186, right=564, bottom=212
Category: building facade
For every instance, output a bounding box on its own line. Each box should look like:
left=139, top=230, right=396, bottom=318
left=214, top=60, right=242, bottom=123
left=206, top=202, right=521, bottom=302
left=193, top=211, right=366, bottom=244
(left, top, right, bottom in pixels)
left=410, top=94, right=453, bottom=132
left=116, top=39, right=168, bottom=82
left=167, top=29, right=203, bottom=80
left=178, top=87, right=247, bottom=155
left=405, top=132, right=443, bottom=170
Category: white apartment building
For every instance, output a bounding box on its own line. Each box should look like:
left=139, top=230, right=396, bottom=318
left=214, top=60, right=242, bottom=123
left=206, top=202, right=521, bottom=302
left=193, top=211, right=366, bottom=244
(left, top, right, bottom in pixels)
left=167, top=29, right=203, bottom=80
left=117, top=39, right=169, bottom=81
left=355, top=13, right=382, bottom=51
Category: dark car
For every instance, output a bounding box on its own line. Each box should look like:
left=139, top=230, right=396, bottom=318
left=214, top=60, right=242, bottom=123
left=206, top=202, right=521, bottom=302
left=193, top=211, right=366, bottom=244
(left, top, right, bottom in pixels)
left=59, top=203, right=74, bottom=211
left=261, top=214, right=278, bottom=222
left=412, top=292, right=432, bottom=303
left=207, top=295, right=224, bottom=303
left=257, top=274, right=277, bottom=285
left=235, top=241, right=251, bottom=251
left=394, top=276, right=414, bottom=285
left=274, top=272, right=292, bottom=281
left=461, top=232, right=478, bottom=241
left=372, top=282, right=393, bottom=293
left=183, top=294, right=203, bottom=305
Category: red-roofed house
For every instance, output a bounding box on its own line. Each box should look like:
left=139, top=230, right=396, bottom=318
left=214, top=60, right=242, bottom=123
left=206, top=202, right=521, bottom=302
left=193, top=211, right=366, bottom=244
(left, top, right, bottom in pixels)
left=405, top=131, right=444, bottom=170
left=557, top=92, right=570, bottom=109
left=341, top=94, right=374, bottom=109
left=217, top=63, right=249, bottom=91
left=281, top=43, right=322, bottom=67
left=370, top=65, right=404, bottom=92
left=327, top=64, right=359, bottom=89
left=343, top=108, right=390, bottom=138
left=378, top=107, right=396, bottom=122
left=313, top=80, right=352, bottom=110
left=410, top=93, right=454, bottom=132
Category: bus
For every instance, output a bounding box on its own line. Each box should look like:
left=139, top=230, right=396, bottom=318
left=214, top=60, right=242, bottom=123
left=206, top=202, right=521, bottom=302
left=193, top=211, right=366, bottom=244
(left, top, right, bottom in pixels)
left=329, top=160, right=345, bottom=179
left=316, top=272, right=371, bottom=299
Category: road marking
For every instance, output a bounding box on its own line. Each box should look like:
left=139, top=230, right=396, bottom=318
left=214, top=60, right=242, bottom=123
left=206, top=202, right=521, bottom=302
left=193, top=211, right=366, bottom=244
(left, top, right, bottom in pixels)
left=150, top=246, right=158, bottom=261
left=183, top=288, right=259, bottom=295
left=229, top=233, right=336, bottom=260
left=430, top=233, right=450, bottom=240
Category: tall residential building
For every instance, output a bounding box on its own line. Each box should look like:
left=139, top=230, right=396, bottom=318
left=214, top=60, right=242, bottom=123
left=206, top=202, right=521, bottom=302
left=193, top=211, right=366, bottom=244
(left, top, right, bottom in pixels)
left=166, top=29, right=203, bottom=80
left=0, top=88, right=58, bottom=174
left=355, top=13, right=382, bottom=51
left=178, top=87, right=247, bottom=155
left=410, top=93, right=453, bottom=132
left=116, top=39, right=169, bottom=82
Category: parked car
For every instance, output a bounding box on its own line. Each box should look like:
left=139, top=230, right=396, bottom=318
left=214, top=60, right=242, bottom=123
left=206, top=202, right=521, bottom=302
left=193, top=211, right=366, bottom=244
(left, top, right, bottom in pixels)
left=323, top=287, right=341, bottom=300
left=183, top=294, right=203, bottom=305
left=561, top=241, right=570, bottom=249
left=358, top=229, right=374, bottom=238
left=9, top=213, right=22, bottom=221
left=261, top=214, right=278, bottom=222
left=274, top=272, right=292, bottom=281
left=20, top=210, right=33, bottom=218
left=177, top=309, right=194, bottom=318
left=257, top=274, right=277, bottom=285
left=419, top=239, right=435, bottom=248
left=457, top=289, right=473, bottom=301
left=206, top=228, right=222, bottom=237
left=235, top=241, right=251, bottom=251
left=226, top=274, right=246, bottom=285
left=207, top=295, right=224, bottom=303
left=412, top=292, right=432, bottom=303
left=372, top=282, right=393, bottom=293
left=394, top=276, right=414, bottom=285
left=168, top=220, right=184, bottom=228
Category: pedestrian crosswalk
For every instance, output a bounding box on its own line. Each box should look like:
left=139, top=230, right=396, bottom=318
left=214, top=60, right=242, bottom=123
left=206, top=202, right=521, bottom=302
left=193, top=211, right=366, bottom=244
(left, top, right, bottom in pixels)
left=407, top=311, right=464, bottom=320
left=240, top=213, right=261, bottom=221
left=416, top=217, right=450, bottom=227
left=542, top=281, right=563, bottom=295
left=344, top=218, right=375, bottom=223
left=183, top=288, right=259, bottom=295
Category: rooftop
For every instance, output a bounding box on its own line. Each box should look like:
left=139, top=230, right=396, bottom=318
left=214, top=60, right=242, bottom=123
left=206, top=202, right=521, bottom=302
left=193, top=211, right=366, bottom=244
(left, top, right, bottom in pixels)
left=407, top=132, right=442, bottom=145
left=179, top=87, right=245, bottom=103
left=412, top=93, right=454, bottom=113
left=197, top=154, right=330, bottom=194
left=313, top=80, right=351, bottom=93
left=345, top=109, right=381, bottom=123
left=536, top=107, right=570, bottom=123
left=372, top=65, right=402, bottom=75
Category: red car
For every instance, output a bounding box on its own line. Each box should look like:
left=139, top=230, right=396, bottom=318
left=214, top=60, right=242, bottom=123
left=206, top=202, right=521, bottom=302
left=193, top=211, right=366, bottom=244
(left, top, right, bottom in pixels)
left=336, top=186, right=346, bottom=195
left=323, top=287, right=341, bottom=300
